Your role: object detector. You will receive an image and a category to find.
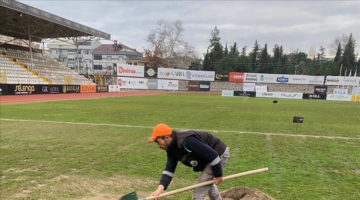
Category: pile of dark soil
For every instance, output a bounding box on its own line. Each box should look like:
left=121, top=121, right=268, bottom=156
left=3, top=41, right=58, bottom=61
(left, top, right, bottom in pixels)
left=219, top=186, right=275, bottom=200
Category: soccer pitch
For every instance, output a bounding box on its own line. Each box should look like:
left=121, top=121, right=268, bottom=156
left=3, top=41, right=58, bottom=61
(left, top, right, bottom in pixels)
left=0, top=94, right=359, bottom=200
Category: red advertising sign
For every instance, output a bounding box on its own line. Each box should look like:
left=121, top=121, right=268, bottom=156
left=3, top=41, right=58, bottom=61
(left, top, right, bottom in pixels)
left=229, top=72, right=244, bottom=82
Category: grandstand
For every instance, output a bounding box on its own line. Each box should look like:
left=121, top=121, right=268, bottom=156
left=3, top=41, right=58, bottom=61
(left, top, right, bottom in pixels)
left=0, top=0, right=110, bottom=85
left=0, top=47, right=94, bottom=84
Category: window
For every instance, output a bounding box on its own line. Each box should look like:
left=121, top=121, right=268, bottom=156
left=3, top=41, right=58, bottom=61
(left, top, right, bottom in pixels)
left=128, top=62, right=132, bottom=65
left=94, top=55, right=102, bottom=60
left=94, top=65, right=102, bottom=70
left=107, top=66, right=112, bottom=70
left=68, top=50, right=74, bottom=53
left=134, top=63, right=137, bottom=65
left=107, top=56, right=112, bottom=61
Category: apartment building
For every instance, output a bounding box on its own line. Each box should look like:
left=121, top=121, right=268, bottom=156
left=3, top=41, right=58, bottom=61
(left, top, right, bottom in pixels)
left=92, top=42, right=146, bottom=75
left=47, top=39, right=102, bottom=75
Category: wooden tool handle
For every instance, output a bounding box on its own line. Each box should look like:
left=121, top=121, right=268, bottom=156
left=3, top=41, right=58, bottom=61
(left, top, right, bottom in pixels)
left=144, top=167, right=268, bottom=200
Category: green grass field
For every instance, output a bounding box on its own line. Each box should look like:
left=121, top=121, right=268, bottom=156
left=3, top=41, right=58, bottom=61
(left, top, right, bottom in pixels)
left=0, top=94, right=359, bottom=200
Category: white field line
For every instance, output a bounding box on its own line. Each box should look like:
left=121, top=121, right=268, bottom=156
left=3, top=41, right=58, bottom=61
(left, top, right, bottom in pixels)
left=1, top=118, right=359, bottom=140
left=243, top=97, right=249, bottom=101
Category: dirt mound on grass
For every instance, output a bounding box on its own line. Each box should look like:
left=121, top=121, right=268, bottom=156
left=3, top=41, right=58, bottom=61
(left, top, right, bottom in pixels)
left=220, top=186, right=275, bottom=200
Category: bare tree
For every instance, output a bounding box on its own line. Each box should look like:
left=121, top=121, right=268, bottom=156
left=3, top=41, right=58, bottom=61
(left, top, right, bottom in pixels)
left=143, top=20, right=198, bottom=68
left=329, top=33, right=350, bottom=56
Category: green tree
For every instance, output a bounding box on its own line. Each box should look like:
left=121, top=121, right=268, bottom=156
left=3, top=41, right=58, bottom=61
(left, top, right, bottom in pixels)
left=334, top=42, right=342, bottom=63
left=188, top=59, right=203, bottom=70
left=240, top=46, right=247, bottom=56
left=229, top=42, right=239, bottom=58
left=249, top=40, right=260, bottom=72
left=203, top=26, right=224, bottom=71
left=258, top=44, right=269, bottom=73
left=224, top=42, right=229, bottom=57
left=342, top=33, right=356, bottom=68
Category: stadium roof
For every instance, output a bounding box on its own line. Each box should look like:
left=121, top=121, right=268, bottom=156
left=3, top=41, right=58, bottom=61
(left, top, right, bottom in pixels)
left=0, top=0, right=110, bottom=42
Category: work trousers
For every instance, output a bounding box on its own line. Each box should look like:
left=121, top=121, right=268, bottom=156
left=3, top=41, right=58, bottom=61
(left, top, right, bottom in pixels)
left=192, top=147, right=230, bottom=200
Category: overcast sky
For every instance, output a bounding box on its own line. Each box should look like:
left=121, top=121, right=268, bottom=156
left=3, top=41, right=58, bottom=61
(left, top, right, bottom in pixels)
left=18, top=0, right=360, bottom=58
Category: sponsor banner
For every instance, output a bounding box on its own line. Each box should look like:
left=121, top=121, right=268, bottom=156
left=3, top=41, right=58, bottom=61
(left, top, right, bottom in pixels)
left=256, top=92, right=302, bottom=99
left=215, top=73, right=229, bottom=81
left=243, top=83, right=255, bottom=92
left=229, top=72, right=244, bottom=82
left=148, top=79, right=158, bottom=90
left=96, top=85, right=109, bottom=93
left=326, top=94, right=352, bottom=101
left=222, top=90, right=234, bottom=97
left=244, top=73, right=258, bottom=82
left=333, top=88, right=348, bottom=95
left=117, top=64, right=145, bottom=77
left=234, top=91, right=256, bottom=97
left=352, top=87, right=360, bottom=95
left=279, top=93, right=303, bottom=99
left=303, top=93, right=327, bottom=100
left=109, top=85, right=120, bottom=92
left=62, top=85, right=80, bottom=93
left=158, top=80, right=179, bottom=90
left=256, top=92, right=281, bottom=98
left=41, top=85, right=62, bottom=94
left=256, top=73, right=324, bottom=84
left=325, top=76, right=360, bottom=86
left=255, top=85, right=268, bottom=93
left=188, top=81, right=200, bottom=91
left=158, top=68, right=215, bottom=81
left=81, top=85, right=96, bottom=93
left=145, top=67, right=158, bottom=78
left=0, top=84, right=9, bottom=95
left=8, top=84, right=42, bottom=95
left=351, top=95, right=360, bottom=102
left=199, top=81, right=210, bottom=92
left=117, top=77, right=148, bottom=89
left=314, top=86, right=327, bottom=95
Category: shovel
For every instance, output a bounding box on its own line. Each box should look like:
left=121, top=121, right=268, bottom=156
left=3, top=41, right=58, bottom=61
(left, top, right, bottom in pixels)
left=119, top=167, right=268, bottom=200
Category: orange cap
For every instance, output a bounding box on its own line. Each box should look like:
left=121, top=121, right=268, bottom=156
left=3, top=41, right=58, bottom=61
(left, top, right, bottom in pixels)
left=147, top=123, right=172, bottom=143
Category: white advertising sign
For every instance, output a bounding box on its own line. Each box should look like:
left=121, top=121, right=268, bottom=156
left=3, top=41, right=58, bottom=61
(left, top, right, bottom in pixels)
left=222, top=90, right=234, bottom=97
left=108, top=85, right=120, bottom=92
left=279, top=93, right=303, bottom=99
left=256, top=92, right=281, bottom=98
left=256, top=74, right=324, bottom=85
left=118, top=77, right=148, bottom=89
left=243, top=83, right=255, bottom=91
left=255, top=85, right=268, bottom=93
left=352, top=87, right=360, bottom=95
left=157, top=68, right=215, bottom=81
left=325, top=76, right=360, bottom=86
left=333, top=88, right=348, bottom=95
left=256, top=92, right=302, bottom=99
left=158, top=80, right=179, bottom=90
left=326, top=94, right=352, bottom=101
left=117, top=64, right=144, bottom=77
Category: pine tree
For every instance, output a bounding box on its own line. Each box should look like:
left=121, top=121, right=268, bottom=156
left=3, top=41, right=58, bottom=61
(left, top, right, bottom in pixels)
left=240, top=46, right=247, bottom=56
left=334, top=42, right=342, bottom=63
left=342, top=33, right=356, bottom=68
left=203, top=27, right=224, bottom=71
left=224, top=42, right=228, bottom=57
left=250, top=40, right=260, bottom=72
left=229, top=42, right=239, bottom=58
left=258, top=44, right=269, bottom=73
